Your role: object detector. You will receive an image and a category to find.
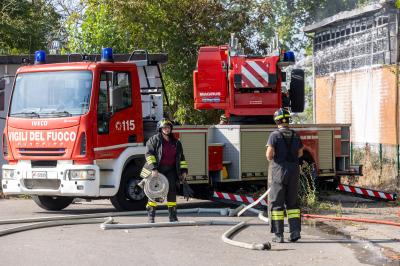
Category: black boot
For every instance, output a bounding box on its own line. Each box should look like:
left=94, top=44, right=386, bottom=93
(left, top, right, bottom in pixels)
left=288, top=231, right=301, bottom=242
left=168, top=206, right=178, bottom=222
left=146, top=205, right=156, bottom=223
left=272, top=233, right=284, bottom=243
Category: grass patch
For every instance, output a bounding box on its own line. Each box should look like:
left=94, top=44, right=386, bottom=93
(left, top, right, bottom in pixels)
left=299, top=163, right=342, bottom=214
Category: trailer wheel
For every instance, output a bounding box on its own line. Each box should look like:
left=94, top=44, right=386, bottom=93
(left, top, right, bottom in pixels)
left=32, top=195, right=74, bottom=211
left=110, top=163, right=147, bottom=211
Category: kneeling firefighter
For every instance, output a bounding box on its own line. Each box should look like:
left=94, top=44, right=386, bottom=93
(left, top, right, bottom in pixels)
left=140, top=118, right=189, bottom=223
left=266, top=108, right=304, bottom=243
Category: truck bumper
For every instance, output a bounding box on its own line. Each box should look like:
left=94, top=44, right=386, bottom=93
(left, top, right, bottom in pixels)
left=1, top=161, right=101, bottom=197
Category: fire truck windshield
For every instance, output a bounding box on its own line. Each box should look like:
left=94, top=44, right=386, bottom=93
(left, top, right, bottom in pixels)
left=9, top=71, right=92, bottom=118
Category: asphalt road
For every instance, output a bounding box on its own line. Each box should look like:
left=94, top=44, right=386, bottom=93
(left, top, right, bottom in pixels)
left=0, top=198, right=395, bottom=266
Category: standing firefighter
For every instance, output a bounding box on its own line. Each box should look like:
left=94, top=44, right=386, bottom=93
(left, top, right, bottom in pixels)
left=266, top=108, right=303, bottom=243
left=141, top=118, right=188, bottom=223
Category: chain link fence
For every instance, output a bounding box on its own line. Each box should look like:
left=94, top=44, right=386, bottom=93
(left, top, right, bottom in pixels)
left=347, top=142, right=400, bottom=193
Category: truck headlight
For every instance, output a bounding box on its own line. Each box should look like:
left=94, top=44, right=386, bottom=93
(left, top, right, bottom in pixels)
left=67, top=170, right=95, bottom=180
left=3, top=169, right=16, bottom=179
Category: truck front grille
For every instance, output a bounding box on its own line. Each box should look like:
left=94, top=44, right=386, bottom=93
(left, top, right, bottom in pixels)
left=18, top=148, right=65, bottom=157
left=23, top=179, right=61, bottom=190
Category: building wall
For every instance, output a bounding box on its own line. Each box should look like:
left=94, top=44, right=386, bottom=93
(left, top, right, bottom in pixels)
left=315, top=66, right=397, bottom=145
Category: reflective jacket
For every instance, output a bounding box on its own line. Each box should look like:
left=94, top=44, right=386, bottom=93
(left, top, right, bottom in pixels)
left=140, top=133, right=188, bottom=178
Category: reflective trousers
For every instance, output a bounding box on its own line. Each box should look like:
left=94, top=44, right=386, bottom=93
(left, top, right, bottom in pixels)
left=269, top=161, right=301, bottom=234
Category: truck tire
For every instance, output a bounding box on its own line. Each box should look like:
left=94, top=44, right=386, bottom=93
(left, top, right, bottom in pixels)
left=32, top=195, right=74, bottom=211
left=110, top=163, right=147, bottom=211
left=289, top=69, right=305, bottom=113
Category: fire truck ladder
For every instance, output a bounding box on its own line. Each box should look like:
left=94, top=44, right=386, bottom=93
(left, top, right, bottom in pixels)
left=128, top=50, right=169, bottom=106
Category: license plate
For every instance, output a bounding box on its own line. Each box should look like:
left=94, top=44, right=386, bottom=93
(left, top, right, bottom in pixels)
left=32, top=171, right=47, bottom=179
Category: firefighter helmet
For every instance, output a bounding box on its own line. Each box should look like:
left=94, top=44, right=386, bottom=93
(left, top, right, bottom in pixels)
left=219, top=114, right=228, bottom=124
left=273, top=108, right=291, bottom=124
left=157, top=118, right=173, bottom=132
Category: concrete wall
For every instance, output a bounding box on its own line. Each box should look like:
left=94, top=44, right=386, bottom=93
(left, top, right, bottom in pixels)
left=315, top=66, right=397, bottom=145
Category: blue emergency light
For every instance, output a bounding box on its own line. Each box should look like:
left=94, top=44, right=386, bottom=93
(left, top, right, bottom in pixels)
left=34, top=50, right=46, bottom=64
left=284, top=51, right=295, bottom=62
left=101, top=48, right=114, bottom=62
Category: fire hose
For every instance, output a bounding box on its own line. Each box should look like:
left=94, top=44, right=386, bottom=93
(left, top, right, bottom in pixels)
left=302, top=214, right=400, bottom=227
left=138, top=173, right=169, bottom=202
left=0, top=207, right=271, bottom=250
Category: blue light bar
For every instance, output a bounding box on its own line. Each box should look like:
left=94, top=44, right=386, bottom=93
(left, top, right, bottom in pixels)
left=34, top=50, right=46, bottom=64
left=284, top=51, right=295, bottom=62
left=101, top=48, right=114, bottom=62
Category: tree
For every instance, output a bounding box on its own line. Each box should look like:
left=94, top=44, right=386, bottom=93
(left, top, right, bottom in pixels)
left=66, top=0, right=375, bottom=124
left=67, top=0, right=270, bottom=124
left=0, top=0, right=61, bottom=54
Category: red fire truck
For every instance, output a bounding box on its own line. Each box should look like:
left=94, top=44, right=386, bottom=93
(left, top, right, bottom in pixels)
left=1, top=42, right=361, bottom=211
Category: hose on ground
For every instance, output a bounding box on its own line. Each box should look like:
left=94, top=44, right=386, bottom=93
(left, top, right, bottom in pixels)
left=100, top=205, right=271, bottom=250
left=0, top=204, right=270, bottom=251
left=221, top=221, right=271, bottom=250
left=302, top=214, right=400, bottom=227
left=100, top=218, right=239, bottom=230
left=0, top=208, right=242, bottom=237
left=237, top=188, right=270, bottom=217
left=0, top=218, right=103, bottom=237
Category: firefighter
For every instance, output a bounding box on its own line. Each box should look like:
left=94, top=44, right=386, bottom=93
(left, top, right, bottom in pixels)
left=219, top=114, right=228, bottom=125
left=266, top=108, right=303, bottom=243
left=141, top=118, right=188, bottom=223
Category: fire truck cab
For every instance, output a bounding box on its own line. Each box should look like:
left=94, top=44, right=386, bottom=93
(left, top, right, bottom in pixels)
left=2, top=49, right=165, bottom=211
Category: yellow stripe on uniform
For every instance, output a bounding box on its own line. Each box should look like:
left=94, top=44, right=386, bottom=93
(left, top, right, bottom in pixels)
left=146, top=155, right=157, bottom=164
left=167, top=202, right=177, bottom=207
left=271, top=210, right=285, bottom=220
left=274, top=114, right=291, bottom=120
left=287, top=209, right=301, bottom=219
left=180, top=161, right=188, bottom=169
left=140, top=168, right=151, bottom=178
left=147, top=201, right=157, bottom=207
left=141, top=168, right=151, bottom=175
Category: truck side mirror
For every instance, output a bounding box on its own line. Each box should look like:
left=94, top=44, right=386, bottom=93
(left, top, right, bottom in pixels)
left=289, top=69, right=305, bottom=113
left=104, top=71, right=115, bottom=115
left=0, top=78, right=6, bottom=91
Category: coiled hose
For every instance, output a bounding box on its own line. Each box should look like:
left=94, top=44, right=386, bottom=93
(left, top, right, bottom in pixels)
left=142, top=173, right=169, bottom=202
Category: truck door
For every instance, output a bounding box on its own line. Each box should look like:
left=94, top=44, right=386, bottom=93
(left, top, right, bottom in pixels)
left=94, top=67, right=143, bottom=159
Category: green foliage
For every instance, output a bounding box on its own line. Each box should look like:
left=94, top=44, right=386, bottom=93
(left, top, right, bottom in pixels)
left=0, top=0, right=61, bottom=54
left=65, top=0, right=376, bottom=124
left=67, top=0, right=271, bottom=124
left=66, top=1, right=127, bottom=53
left=396, top=0, right=400, bottom=9
left=299, top=163, right=318, bottom=209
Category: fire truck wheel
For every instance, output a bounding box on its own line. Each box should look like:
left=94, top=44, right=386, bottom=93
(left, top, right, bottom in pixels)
left=110, top=164, right=147, bottom=211
left=32, top=195, right=74, bottom=211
